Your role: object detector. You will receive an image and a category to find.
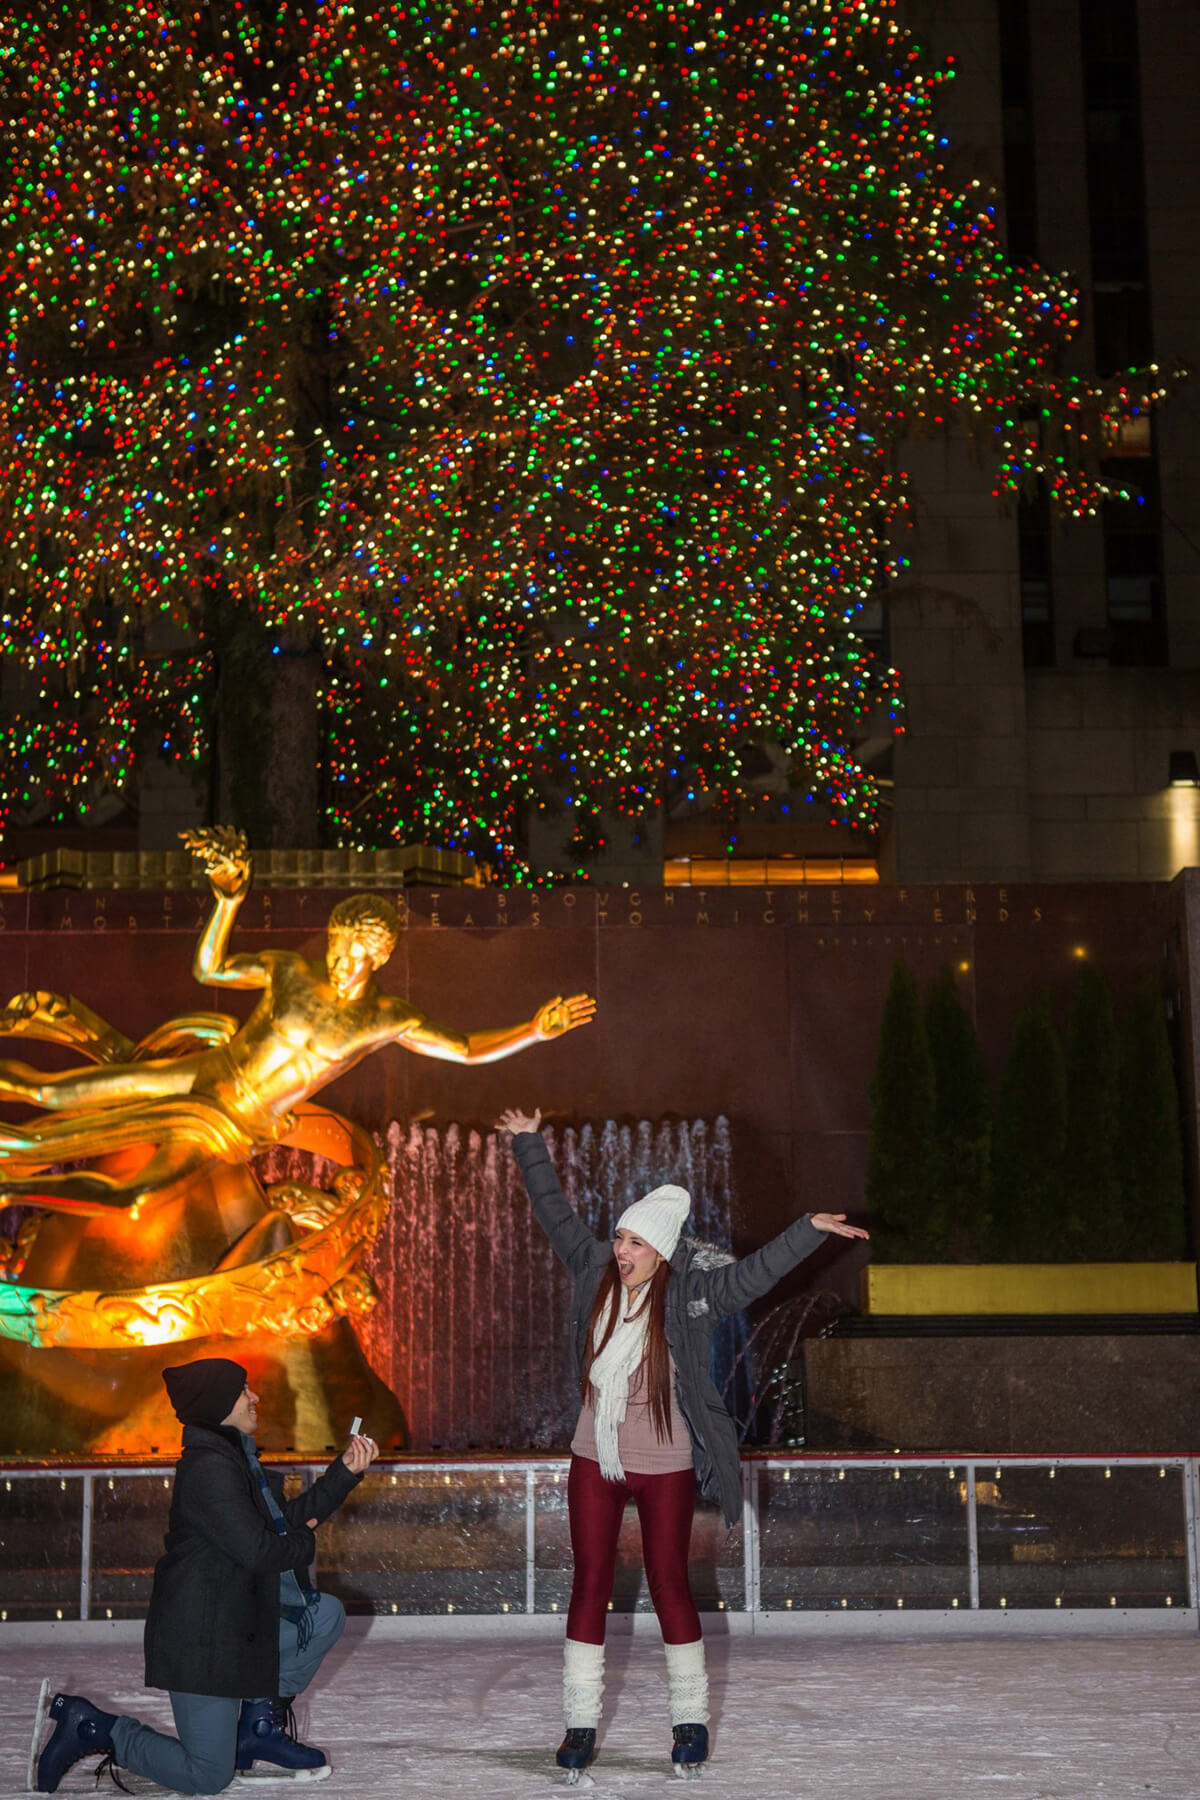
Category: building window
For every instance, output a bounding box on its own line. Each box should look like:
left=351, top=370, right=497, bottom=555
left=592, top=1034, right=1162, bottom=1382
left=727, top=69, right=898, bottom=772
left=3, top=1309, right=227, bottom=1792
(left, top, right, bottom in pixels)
left=1080, top=0, right=1150, bottom=288
left=998, top=0, right=1038, bottom=262
left=1080, top=0, right=1165, bottom=664
left=1092, top=284, right=1152, bottom=379
left=857, top=591, right=888, bottom=660
left=1019, top=486, right=1054, bottom=668
left=1101, top=463, right=1166, bottom=665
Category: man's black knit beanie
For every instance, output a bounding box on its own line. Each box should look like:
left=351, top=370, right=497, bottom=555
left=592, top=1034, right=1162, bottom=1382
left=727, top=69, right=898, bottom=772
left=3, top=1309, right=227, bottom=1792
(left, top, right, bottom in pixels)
left=162, top=1358, right=248, bottom=1426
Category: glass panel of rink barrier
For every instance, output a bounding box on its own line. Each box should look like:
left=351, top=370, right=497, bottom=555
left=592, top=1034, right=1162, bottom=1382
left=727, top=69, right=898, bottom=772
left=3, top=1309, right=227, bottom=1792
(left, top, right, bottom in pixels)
left=309, top=1466, right=530, bottom=1615
left=974, top=1463, right=1189, bottom=1610
left=531, top=1468, right=743, bottom=1615
left=756, top=1464, right=972, bottom=1610
left=90, top=1475, right=173, bottom=1618
left=0, top=1475, right=84, bottom=1621
left=0, top=1457, right=1195, bottom=1624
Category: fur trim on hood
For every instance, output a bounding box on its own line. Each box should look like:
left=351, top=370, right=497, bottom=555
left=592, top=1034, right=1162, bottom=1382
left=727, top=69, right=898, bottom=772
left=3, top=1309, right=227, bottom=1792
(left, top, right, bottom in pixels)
left=678, top=1235, right=734, bottom=1315
left=679, top=1235, right=735, bottom=1271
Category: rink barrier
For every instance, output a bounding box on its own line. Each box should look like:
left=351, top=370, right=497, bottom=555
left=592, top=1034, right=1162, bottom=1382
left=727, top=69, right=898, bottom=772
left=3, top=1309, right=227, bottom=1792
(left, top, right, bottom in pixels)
left=0, top=1453, right=1196, bottom=1633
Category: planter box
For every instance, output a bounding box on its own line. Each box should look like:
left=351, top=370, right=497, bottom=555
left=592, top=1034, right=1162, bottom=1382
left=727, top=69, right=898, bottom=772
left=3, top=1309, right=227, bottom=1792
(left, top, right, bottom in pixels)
left=861, top=1262, right=1198, bottom=1317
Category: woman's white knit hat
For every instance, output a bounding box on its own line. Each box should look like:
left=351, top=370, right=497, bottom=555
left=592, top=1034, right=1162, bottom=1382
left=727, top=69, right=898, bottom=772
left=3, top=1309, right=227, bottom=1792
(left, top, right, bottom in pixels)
left=615, top=1184, right=692, bottom=1260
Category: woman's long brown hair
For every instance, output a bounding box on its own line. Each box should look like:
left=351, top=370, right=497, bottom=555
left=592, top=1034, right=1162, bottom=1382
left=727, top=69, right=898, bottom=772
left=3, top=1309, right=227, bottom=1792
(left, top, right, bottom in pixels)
left=581, top=1259, right=674, bottom=1442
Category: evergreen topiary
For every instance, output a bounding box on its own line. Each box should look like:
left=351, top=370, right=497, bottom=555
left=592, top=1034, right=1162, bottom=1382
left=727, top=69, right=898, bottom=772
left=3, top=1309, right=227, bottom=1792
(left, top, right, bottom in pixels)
left=868, top=958, right=1189, bottom=1273
left=988, top=992, right=1067, bottom=1261
left=1117, top=980, right=1188, bottom=1261
left=1062, top=962, right=1122, bottom=1259
left=865, top=959, right=937, bottom=1261
left=924, top=967, right=991, bottom=1261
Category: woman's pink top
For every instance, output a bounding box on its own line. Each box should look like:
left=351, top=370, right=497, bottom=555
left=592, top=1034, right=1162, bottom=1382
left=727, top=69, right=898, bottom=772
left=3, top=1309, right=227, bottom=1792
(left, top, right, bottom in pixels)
left=571, top=1354, right=696, bottom=1475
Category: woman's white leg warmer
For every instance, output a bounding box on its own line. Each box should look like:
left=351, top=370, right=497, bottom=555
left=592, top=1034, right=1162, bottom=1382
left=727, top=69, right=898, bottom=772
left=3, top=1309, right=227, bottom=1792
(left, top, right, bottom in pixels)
left=563, top=1637, right=605, bottom=1729
left=664, top=1637, right=709, bottom=1726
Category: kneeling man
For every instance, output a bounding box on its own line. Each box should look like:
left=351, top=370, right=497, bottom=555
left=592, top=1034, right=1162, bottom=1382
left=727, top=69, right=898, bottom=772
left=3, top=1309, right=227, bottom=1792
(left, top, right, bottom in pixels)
left=33, top=1357, right=377, bottom=1794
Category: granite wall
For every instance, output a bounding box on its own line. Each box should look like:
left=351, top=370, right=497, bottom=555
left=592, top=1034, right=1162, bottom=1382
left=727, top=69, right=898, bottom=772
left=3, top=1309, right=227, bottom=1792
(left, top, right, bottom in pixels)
left=804, top=1334, right=1200, bottom=1454
left=0, top=875, right=1181, bottom=1285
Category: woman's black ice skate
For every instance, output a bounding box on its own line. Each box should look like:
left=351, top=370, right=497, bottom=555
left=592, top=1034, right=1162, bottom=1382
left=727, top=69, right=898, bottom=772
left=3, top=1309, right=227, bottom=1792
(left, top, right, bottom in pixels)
left=556, top=1726, right=596, bottom=1784
left=671, top=1722, right=709, bottom=1778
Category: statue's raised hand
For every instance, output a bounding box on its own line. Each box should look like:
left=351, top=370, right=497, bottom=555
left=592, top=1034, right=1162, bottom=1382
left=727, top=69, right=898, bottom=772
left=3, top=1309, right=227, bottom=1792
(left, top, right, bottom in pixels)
left=533, top=993, right=596, bottom=1039
left=0, top=990, right=53, bottom=1035
left=181, top=827, right=251, bottom=899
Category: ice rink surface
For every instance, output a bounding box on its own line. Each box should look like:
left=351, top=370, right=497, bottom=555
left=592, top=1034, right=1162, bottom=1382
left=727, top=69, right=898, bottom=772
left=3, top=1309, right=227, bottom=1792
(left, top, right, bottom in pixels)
left=4, top=1628, right=1199, bottom=1800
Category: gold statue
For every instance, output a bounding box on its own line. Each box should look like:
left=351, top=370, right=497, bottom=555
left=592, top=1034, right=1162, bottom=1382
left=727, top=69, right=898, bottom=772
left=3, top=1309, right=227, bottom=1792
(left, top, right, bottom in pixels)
left=0, top=826, right=594, bottom=1213
left=0, top=831, right=594, bottom=1447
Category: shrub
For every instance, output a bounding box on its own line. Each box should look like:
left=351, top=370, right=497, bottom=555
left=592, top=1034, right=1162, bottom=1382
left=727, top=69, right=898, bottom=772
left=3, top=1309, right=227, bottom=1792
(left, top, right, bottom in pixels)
left=1117, top=979, right=1188, bottom=1260
left=924, top=967, right=991, bottom=1261
left=988, top=992, right=1067, bottom=1261
left=865, top=960, right=937, bottom=1261
left=1061, top=962, right=1122, bottom=1259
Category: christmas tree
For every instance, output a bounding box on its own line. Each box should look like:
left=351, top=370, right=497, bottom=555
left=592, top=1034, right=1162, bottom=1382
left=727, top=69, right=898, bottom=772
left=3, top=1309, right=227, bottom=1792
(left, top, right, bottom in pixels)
left=0, top=0, right=1164, bottom=870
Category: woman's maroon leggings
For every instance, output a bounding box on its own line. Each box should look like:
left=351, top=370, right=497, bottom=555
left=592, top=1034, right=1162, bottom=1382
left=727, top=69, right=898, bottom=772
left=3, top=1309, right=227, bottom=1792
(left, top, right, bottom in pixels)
left=566, top=1453, right=702, bottom=1645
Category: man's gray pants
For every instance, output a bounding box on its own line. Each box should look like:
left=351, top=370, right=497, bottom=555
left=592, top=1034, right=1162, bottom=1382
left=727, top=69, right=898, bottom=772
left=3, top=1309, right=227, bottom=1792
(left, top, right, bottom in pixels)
left=109, top=1593, right=346, bottom=1795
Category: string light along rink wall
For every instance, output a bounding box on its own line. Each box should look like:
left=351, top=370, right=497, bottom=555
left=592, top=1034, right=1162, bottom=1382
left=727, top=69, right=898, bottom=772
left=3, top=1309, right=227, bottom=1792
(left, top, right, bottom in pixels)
left=264, top=1117, right=745, bottom=1452
left=0, top=1456, right=1195, bottom=1635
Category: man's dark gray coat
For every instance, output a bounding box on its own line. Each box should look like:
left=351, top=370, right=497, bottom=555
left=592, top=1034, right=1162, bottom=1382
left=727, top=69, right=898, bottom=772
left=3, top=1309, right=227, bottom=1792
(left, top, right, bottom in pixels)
left=512, top=1131, right=823, bottom=1525
left=144, top=1422, right=360, bottom=1698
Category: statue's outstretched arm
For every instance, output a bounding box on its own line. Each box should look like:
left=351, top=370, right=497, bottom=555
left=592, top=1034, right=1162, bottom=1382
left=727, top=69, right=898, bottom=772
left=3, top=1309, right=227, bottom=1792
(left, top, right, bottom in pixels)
left=0, top=990, right=135, bottom=1063
left=398, top=993, right=596, bottom=1065
left=182, top=828, right=271, bottom=990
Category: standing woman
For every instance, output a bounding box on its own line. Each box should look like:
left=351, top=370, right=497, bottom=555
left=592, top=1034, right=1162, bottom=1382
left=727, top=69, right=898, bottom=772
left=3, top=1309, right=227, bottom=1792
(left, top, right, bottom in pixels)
left=497, top=1108, right=868, bottom=1781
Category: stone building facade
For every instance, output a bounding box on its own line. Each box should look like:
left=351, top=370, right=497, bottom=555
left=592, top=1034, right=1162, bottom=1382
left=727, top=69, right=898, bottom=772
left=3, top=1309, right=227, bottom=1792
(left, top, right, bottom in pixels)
left=886, top=0, right=1200, bottom=884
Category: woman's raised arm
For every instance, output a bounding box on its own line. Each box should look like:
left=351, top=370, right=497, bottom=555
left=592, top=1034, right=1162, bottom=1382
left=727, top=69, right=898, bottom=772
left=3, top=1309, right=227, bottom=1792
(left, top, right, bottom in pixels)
left=700, top=1211, right=868, bottom=1318
left=497, top=1106, right=542, bottom=1136
left=497, top=1110, right=600, bottom=1275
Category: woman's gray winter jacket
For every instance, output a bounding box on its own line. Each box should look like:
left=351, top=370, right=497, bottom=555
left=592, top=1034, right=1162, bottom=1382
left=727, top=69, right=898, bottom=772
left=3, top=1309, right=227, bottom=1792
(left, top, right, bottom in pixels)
left=512, top=1131, right=824, bottom=1526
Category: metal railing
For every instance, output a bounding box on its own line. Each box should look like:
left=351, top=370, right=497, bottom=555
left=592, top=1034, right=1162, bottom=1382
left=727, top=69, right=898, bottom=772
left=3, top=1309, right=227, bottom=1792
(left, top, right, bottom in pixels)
left=1, top=1454, right=1195, bottom=1626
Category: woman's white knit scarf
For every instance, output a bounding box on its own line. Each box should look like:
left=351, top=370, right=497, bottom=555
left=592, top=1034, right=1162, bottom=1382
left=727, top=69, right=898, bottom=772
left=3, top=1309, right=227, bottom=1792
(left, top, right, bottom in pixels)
left=588, top=1283, right=652, bottom=1482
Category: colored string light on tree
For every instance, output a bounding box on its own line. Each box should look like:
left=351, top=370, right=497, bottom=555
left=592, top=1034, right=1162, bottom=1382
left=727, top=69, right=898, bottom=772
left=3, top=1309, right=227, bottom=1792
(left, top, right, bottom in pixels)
left=0, top=0, right=1168, bottom=874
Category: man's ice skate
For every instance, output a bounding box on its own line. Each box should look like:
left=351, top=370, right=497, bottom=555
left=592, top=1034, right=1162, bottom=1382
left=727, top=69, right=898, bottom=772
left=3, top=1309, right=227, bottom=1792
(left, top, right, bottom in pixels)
left=31, top=1690, right=118, bottom=1794
left=27, top=1678, right=52, bottom=1790
left=233, top=1768, right=333, bottom=1785
left=78, top=1770, right=332, bottom=1794
left=236, top=1698, right=330, bottom=1777
left=671, top=1722, right=709, bottom=1779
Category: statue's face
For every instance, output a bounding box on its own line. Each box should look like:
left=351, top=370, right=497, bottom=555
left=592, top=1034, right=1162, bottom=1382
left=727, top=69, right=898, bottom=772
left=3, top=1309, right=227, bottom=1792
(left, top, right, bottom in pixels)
left=327, top=928, right=375, bottom=998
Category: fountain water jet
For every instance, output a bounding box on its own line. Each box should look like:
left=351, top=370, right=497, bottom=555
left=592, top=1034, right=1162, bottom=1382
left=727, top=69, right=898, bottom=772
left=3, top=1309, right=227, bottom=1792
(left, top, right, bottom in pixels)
left=262, top=1116, right=744, bottom=1451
